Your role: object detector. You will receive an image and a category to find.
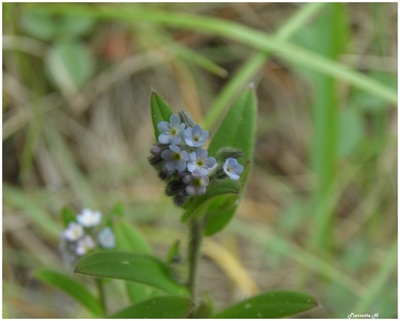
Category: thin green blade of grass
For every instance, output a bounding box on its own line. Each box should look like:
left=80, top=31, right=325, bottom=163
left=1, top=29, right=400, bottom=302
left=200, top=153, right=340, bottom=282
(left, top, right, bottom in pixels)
left=3, top=185, right=60, bottom=239
left=353, top=241, right=397, bottom=313
left=203, top=2, right=327, bottom=130
left=43, top=123, right=97, bottom=209
left=28, top=3, right=397, bottom=105
left=308, top=3, right=348, bottom=252
left=229, top=219, right=367, bottom=298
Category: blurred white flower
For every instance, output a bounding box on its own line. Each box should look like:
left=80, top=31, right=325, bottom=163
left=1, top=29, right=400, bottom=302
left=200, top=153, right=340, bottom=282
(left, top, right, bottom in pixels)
left=63, top=222, right=84, bottom=241
left=76, top=235, right=95, bottom=255
left=77, top=209, right=102, bottom=227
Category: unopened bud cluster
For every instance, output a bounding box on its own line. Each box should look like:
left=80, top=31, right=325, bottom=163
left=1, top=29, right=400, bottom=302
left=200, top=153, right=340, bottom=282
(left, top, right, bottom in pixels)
left=60, top=209, right=116, bottom=267
left=149, top=111, right=244, bottom=206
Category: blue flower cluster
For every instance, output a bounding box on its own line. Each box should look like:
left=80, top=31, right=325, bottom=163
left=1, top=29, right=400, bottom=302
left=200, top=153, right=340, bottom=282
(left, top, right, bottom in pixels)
left=149, top=112, right=244, bottom=206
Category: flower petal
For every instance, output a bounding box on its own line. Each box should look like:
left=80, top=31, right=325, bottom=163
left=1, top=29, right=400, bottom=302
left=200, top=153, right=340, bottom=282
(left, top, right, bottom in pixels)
left=158, top=133, right=171, bottom=144
left=170, top=114, right=181, bottom=126
left=157, top=121, right=170, bottom=132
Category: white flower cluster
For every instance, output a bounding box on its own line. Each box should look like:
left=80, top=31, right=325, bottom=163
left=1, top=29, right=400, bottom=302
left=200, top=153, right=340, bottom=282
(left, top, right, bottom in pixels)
left=60, top=209, right=116, bottom=267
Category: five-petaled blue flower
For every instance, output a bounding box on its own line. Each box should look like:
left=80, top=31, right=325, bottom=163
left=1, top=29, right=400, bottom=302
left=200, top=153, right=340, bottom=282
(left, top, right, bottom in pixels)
left=187, top=148, right=217, bottom=176
left=161, top=145, right=189, bottom=172
left=158, top=114, right=186, bottom=145
left=184, top=125, right=208, bottom=148
left=223, top=158, right=244, bottom=181
left=183, top=170, right=209, bottom=195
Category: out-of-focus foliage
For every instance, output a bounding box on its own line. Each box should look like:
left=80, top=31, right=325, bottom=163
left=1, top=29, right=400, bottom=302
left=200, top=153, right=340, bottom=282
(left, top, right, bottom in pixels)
left=3, top=3, right=397, bottom=318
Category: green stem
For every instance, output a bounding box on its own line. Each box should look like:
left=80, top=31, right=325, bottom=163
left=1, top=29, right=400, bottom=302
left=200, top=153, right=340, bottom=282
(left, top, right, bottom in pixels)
left=187, top=218, right=203, bottom=314
left=96, top=278, right=106, bottom=316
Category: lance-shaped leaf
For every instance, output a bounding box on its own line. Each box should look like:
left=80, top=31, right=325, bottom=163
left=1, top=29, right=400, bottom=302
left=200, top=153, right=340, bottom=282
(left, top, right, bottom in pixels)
left=35, top=268, right=103, bottom=316
left=203, top=194, right=238, bottom=236
left=204, top=161, right=251, bottom=236
left=213, top=291, right=318, bottom=318
left=110, top=296, right=191, bottom=318
left=75, top=251, right=189, bottom=297
left=114, top=219, right=163, bottom=304
left=151, top=91, right=174, bottom=141
left=208, top=87, right=257, bottom=162
left=198, top=89, right=256, bottom=234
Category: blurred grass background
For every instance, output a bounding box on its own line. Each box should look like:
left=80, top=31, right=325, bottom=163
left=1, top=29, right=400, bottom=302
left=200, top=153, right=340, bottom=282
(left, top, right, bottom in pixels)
left=3, top=2, right=397, bottom=318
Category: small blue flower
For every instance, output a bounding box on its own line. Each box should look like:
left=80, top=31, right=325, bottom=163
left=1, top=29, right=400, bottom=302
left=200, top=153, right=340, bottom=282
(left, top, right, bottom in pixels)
left=223, top=158, right=244, bottom=181
left=158, top=114, right=185, bottom=145
left=183, top=170, right=209, bottom=195
left=184, top=125, right=208, bottom=148
left=161, top=145, right=189, bottom=172
left=187, top=148, right=217, bottom=176
left=98, top=227, right=116, bottom=248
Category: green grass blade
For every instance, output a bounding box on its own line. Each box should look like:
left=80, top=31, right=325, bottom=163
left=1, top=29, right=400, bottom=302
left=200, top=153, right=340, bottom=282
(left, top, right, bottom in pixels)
left=3, top=185, right=59, bottom=239
left=307, top=3, right=348, bottom=252
left=44, top=125, right=97, bottom=208
left=203, top=2, right=326, bottom=129
left=230, top=220, right=367, bottom=298
left=29, top=4, right=396, bottom=104
left=35, top=268, right=103, bottom=316
left=353, top=241, right=397, bottom=312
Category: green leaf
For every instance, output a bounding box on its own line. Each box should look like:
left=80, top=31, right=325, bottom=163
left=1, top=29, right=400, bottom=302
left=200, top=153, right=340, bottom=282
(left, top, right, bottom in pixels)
left=61, top=207, right=76, bottom=228
left=114, top=219, right=163, bottom=304
left=75, top=251, right=189, bottom=297
left=150, top=92, right=174, bottom=141
left=57, top=15, right=95, bottom=38
left=213, top=291, right=318, bottom=318
left=20, top=11, right=57, bottom=41
left=203, top=162, right=251, bottom=235
left=125, top=282, right=164, bottom=306
left=114, top=220, right=153, bottom=255
left=110, top=296, right=191, bottom=318
left=111, top=201, right=125, bottom=218
left=35, top=268, right=103, bottom=316
left=166, top=240, right=181, bottom=264
left=204, top=195, right=238, bottom=236
left=181, top=178, right=240, bottom=223
left=47, top=40, right=94, bottom=88
left=208, top=87, right=257, bottom=161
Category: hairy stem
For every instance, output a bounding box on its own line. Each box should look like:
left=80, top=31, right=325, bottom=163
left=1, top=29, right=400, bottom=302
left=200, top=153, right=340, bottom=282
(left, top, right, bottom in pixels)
left=187, top=218, right=203, bottom=313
